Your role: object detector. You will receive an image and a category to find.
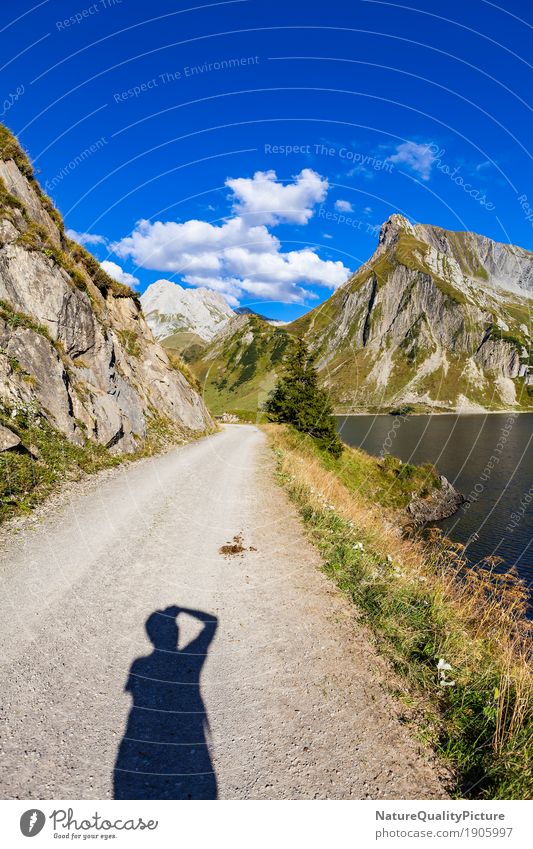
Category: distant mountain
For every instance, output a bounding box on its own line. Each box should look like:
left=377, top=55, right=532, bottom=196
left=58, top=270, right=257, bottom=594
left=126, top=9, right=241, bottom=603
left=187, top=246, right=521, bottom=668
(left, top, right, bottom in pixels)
left=189, top=215, right=533, bottom=414
left=235, top=307, right=272, bottom=319
left=141, top=279, right=235, bottom=341
left=235, top=307, right=288, bottom=326
left=190, top=314, right=290, bottom=415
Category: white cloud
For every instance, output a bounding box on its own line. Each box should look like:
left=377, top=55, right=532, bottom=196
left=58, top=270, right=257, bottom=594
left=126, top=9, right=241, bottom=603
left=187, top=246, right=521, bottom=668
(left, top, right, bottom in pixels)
left=346, top=164, right=374, bottom=180
left=100, top=260, right=139, bottom=288
left=223, top=246, right=346, bottom=288
left=363, top=206, right=373, bottom=215
left=66, top=228, right=106, bottom=246
left=112, top=169, right=350, bottom=304
left=114, top=216, right=278, bottom=270
left=388, top=141, right=436, bottom=181
left=323, top=233, right=333, bottom=239
left=114, top=218, right=348, bottom=303
left=226, top=168, right=328, bottom=225
left=334, top=199, right=353, bottom=213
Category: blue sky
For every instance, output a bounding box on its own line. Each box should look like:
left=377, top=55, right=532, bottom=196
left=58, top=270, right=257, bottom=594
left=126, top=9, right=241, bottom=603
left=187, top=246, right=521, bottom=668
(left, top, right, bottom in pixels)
left=2, top=0, right=532, bottom=319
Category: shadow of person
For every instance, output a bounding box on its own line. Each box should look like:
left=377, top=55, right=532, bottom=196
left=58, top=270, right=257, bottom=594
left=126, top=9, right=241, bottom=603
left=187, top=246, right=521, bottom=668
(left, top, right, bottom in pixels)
left=113, top=606, right=218, bottom=799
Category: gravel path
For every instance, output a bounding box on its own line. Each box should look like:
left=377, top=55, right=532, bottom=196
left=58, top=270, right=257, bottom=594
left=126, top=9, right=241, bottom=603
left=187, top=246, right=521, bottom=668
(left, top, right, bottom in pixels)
left=0, top=425, right=448, bottom=799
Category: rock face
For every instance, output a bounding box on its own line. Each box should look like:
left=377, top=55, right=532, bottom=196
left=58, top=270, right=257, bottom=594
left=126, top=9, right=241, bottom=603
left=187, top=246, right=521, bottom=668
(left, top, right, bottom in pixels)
left=401, top=217, right=533, bottom=296
left=293, top=214, right=533, bottom=412
left=0, top=423, right=20, bottom=451
left=141, top=278, right=235, bottom=341
left=189, top=313, right=291, bottom=415
left=191, top=215, right=533, bottom=414
left=0, top=127, right=212, bottom=453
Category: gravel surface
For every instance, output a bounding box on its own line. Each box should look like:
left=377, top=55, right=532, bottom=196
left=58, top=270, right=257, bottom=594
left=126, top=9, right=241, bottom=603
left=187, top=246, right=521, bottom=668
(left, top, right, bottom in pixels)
left=0, top=425, right=448, bottom=799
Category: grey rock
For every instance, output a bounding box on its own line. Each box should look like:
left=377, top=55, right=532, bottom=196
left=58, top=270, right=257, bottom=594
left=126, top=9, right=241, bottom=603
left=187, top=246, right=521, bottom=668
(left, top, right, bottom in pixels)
left=0, top=159, right=61, bottom=246
left=0, top=423, right=20, bottom=451
left=379, top=214, right=533, bottom=296
left=407, top=476, right=466, bottom=525
left=308, top=214, right=533, bottom=411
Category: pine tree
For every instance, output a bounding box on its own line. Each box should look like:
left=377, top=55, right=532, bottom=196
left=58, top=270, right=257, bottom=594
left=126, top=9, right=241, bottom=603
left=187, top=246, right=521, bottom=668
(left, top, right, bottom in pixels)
left=265, top=337, right=343, bottom=457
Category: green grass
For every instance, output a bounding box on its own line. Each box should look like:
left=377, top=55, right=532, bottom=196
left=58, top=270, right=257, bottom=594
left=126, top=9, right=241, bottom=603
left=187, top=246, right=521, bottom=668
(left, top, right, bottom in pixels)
left=0, top=402, right=122, bottom=523
left=161, top=330, right=206, bottom=362
left=164, top=347, right=201, bottom=391
left=0, top=175, right=26, bottom=218
left=489, top=325, right=527, bottom=353
left=14, top=227, right=138, bottom=303
left=276, top=426, right=441, bottom=510
left=0, top=400, right=203, bottom=525
left=268, top=425, right=533, bottom=800
left=116, top=328, right=141, bottom=358
left=0, top=298, right=53, bottom=341
left=67, top=239, right=139, bottom=301
left=190, top=316, right=292, bottom=414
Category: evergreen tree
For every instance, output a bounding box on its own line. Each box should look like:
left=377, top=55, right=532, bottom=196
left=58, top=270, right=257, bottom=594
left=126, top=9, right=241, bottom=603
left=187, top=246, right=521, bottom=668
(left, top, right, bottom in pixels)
left=265, top=337, right=343, bottom=457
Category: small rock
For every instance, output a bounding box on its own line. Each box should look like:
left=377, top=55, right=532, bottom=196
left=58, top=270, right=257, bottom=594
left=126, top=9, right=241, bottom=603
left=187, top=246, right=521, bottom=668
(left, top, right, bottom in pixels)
left=0, top=424, right=21, bottom=452
left=407, top=475, right=465, bottom=524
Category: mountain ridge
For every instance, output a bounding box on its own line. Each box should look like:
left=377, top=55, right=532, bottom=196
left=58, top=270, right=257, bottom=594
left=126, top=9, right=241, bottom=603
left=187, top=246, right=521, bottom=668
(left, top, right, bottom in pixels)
left=189, top=214, right=532, bottom=415
left=376, top=214, right=533, bottom=296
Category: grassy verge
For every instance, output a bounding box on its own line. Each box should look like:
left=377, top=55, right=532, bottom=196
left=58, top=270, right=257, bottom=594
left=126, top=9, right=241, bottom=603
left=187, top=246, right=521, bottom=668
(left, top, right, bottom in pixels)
left=266, top=424, right=532, bottom=799
left=279, top=425, right=442, bottom=510
left=0, top=402, right=200, bottom=524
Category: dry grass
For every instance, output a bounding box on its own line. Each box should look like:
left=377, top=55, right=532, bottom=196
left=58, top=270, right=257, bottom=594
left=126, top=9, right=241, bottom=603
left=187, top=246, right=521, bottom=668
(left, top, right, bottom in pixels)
left=265, top=424, right=533, bottom=799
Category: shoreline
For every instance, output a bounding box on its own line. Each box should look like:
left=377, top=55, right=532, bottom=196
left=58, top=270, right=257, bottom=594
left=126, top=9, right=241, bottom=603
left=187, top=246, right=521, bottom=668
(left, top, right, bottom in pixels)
left=335, top=409, right=532, bottom=417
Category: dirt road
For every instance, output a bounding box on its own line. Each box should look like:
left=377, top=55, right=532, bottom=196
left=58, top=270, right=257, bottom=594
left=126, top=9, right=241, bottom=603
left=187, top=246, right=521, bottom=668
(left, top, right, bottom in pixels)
left=0, top=425, right=447, bottom=799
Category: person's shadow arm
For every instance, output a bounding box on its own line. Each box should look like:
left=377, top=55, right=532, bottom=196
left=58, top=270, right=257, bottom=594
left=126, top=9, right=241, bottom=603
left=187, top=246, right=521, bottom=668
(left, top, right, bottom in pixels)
left=177, top=607, right=218, bottom=658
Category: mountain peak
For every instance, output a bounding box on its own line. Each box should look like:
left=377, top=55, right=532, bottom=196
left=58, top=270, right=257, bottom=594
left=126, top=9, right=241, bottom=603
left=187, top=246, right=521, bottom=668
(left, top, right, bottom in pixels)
left=141, top=279, right=235, bottom=341
left=374, top=215, right=533, bottom=297
left=378, top=214, right=414, bottom=248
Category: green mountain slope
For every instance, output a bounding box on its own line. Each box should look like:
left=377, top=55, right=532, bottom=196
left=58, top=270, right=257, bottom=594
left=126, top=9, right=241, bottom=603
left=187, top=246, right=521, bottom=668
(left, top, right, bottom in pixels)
left=189, top=314, right=293, bottom=415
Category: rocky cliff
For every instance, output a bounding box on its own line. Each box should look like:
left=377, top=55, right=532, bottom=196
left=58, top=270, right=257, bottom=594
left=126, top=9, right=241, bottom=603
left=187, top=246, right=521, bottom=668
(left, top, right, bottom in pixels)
left=189, top=214, right=532, bottom=414
left=392, top=218, right=533, bottom=296
left=294, top=214, right=532, bottom=412
left=0, top=126, right=212, bottom=455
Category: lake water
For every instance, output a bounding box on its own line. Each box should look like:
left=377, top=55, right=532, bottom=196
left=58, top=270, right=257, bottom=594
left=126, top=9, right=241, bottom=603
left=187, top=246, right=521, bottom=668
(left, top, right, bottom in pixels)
left=336, top=414, right=533, bottom=592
